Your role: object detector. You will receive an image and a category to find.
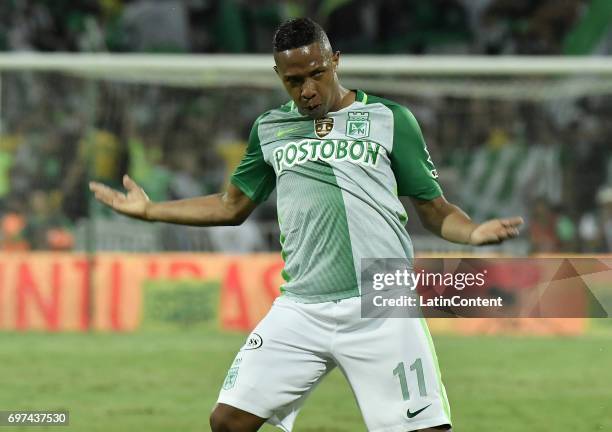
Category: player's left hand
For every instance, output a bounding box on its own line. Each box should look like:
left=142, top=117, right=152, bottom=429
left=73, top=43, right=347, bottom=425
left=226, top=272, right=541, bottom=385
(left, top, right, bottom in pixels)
left=468, top=217, right=524, bottom=246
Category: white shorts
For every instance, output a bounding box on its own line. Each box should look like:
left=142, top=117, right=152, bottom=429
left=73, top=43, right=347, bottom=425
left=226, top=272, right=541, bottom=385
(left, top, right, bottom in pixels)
left=216, top=295, right=452, bottom=432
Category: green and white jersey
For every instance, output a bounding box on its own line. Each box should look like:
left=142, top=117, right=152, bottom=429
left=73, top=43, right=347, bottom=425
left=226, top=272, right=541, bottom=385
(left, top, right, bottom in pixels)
left=231, top=90, right=442, bottom=303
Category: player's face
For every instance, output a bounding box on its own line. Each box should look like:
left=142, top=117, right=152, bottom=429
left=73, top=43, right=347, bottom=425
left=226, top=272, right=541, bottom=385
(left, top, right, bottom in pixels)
left=274, top=43, right=340, bottom=119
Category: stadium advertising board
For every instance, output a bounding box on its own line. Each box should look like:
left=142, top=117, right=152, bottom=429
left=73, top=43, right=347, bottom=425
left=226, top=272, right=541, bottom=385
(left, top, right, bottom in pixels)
left=0, top=253, right=283, bottom=331
left=0, top=253, right=607, bottom=334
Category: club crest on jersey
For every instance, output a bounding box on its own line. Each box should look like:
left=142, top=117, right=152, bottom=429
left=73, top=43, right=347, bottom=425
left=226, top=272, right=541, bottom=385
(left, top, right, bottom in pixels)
left=315, top=117, right=334, bottom=138
left=223, top=356, right=242, bottom=390
left=346, top=112, right=370, bottom=139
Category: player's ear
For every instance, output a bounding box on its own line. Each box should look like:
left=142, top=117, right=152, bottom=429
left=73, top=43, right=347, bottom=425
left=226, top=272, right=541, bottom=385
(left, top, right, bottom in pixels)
left=332, top=51, right=341, bottom=71
left=273, top=65, right=279, bottom=76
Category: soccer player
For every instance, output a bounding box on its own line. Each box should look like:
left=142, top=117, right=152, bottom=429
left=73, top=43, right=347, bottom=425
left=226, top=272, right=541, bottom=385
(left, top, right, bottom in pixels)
left=90, top=18, right=523, bottom=432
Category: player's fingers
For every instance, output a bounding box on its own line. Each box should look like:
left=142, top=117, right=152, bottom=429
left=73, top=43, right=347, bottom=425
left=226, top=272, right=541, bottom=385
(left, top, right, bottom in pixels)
left=90, top=182, right=121, bottom=196
left=476, top=230, right=501, bottom=244
left=89, top=181, right=111, bottom=196
left=123, top=174, right=138, bottom=191
left=93, top=191, right=116, bottom=207
left=492, top=227, right=519, bottom=243
left=496, top=230, right=509, bottom=240
left=500, top=217, right=524, bottom=228
left=93, top=191, right=111, bottom=206
left=88, top=181, right=105, bottom=193
left=90, top=183, right=125, bottom=205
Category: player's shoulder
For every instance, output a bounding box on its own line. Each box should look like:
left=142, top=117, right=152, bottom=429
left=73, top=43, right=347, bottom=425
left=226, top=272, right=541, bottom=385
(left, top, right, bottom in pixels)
left=362, top=91, right=415, bottom=120
left=361, top=91, right=422, bottom=139
left=251, top=101, right=300, bottom=129
left=358, top=94, right=419, bottom=133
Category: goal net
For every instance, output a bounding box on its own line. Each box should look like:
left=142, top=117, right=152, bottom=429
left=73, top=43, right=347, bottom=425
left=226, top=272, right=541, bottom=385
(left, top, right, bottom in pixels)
left=1, top=54, right=611, bottom=255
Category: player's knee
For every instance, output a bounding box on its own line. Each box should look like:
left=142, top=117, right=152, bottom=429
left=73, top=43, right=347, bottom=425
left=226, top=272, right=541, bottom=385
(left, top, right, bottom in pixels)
left=209, top=407, right=238, bottom=432
left=209, top=407, right=233, bottom=432
left=209, top=404, right=262, bottom=432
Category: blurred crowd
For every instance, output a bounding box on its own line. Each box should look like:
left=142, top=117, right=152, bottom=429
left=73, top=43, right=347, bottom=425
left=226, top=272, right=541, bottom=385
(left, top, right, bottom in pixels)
left=1, top=0, right=612, bottom=254
left=1, top=0, right=611, bottom=55
left=1, top=73, right=611, bottom=254
left=410, top=94, right=612, bottom=254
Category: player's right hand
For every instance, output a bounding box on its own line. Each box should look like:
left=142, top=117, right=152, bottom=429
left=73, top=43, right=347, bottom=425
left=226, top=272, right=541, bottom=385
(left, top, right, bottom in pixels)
left=89, top=174, right=151, bottom=220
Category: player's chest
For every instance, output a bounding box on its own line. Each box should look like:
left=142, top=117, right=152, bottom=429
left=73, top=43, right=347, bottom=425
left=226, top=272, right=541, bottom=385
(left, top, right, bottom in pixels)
left=259, top=110, right=393, bottom=174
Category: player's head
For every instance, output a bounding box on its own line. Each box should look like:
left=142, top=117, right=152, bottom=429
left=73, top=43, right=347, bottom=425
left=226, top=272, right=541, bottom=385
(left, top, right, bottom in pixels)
left=273, top=18, right=341, bottom=119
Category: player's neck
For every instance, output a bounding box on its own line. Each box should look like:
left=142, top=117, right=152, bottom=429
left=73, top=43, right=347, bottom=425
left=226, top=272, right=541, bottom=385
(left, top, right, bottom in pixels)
left=330, top=86, right=355, bottom=112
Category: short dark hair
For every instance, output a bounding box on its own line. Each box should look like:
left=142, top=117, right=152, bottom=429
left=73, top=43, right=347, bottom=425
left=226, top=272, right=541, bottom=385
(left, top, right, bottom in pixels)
left=273, top=18, right=329, bottom=52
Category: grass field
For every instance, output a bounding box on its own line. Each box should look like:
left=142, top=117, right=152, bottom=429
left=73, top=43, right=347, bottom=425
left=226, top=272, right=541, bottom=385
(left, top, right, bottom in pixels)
left=1, top=324, right=611, bottom=432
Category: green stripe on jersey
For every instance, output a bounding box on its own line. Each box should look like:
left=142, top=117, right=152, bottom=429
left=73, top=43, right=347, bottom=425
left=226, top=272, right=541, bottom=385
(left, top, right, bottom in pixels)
left=365, top=94, right=442, bottom=201
left=277, top=160, right=358, bottom=302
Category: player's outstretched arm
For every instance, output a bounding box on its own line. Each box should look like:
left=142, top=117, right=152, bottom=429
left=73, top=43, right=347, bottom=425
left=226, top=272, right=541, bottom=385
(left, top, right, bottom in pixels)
left=89, top=174, right=257, bottom=226
left=410, top=195, right=523, bottom=246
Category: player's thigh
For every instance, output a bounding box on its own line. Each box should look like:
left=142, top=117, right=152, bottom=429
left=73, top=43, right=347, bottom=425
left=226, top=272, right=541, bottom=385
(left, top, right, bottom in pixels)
left=217, top=296, right=335, bottom=426
left=334, top=306, right=451, bottom=431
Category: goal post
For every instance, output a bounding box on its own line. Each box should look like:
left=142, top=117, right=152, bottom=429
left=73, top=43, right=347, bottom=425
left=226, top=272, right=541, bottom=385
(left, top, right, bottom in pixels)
left=3, top=53, right=612, bottom=93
